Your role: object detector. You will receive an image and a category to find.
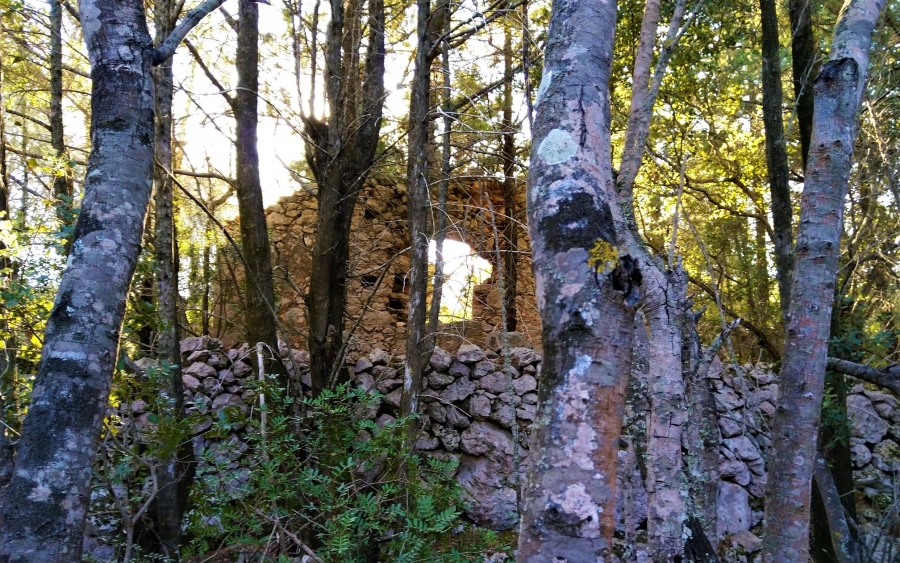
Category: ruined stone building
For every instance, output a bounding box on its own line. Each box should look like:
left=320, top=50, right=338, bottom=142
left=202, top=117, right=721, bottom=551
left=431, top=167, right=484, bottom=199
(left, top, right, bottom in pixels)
left=263, top=174, right=542, bottom=356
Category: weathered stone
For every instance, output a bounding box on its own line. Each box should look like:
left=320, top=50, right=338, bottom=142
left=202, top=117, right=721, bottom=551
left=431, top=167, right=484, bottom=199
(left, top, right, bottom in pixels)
left=458, top=344, right=488, bottom=364
left=438, top=427, right=460, bottom=451
left=872, top=440, right=900, bottom=472
left=460, top=421, right=515, bottom=457
left=731, top=530, right=762, bottom=554
left=356, top=371, right=376, bottom=392
left=182, top=373, right=202, bottom=391
left=522, top=364, right=536, bottom=374
left=848, top=393, right=889, bottom=444
left=851, top=442, right=872, bottom=468
left=747, top=472, right=767, bottom=498
left=745, top=456, right=765, bottom=476
left=512, top=375, right=538, bottom=396
left=212, top=393, right=243, bottom=411
left=448, top=361, right=471, bottom=378
left=186, top=350, right=210, bottom=364
left=472, top=360, right=496, bottom=379
left=441, top=378, right=476, bottom=403
left=864, top=389, right=897, bottom=407
left=376, top=378, right=402, bottom=394
left=468, top=394, right=492, bottom=420
left=516, top=404, right=536, bottom=421
left=232, top=360, right=253, bottom=378
left=479, top=372, right=511, bottom=394
left=509, top=347, right=538, bottom=368
left=416, top=432, right=439, bottom=450
left=446, top=405, right=472, bottom=428
left=427, top=402, right=447, bottom=424
left=180, top=336, right=209, bottom=354
left=719, top=459, right=751, bottom=486
left=718, top=415, right=742, bottom=438
left=714, top=387, right=744, bottom=412
left=874, top=401, right=895, bottom=421
left=184, top=361, right=216, bottom=380
left=717, top=481, right=751, bottom=540
left=457, top=455, right=519, bottom=530
left=521, top=393, right=538, bottom=405
left=758, top=400, right=776, bottom=418
left=369, top=348, right=391, bottom=365
left=207, top=352, right=228, bottom=369
left=355, top=357, right=374, bottom=373
left=427, top=372, right=456, bottom=388
left=371, top=365, right=398, bottom=379
left=429, top=347, right=453, bottom=372
left=722, top=436, right=762, bottom=462
left=376, top=414, right=397, bottom=428
left=490, top=403, right=515, bottom=428
left=219, top=369, right=236, bottom=384
left=384, top=388, right=403, bottom=408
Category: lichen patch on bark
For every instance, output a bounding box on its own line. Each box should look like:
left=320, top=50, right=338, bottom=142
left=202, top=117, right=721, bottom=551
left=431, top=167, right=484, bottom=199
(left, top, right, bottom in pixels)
left=538, top=129, right=577, bottom=165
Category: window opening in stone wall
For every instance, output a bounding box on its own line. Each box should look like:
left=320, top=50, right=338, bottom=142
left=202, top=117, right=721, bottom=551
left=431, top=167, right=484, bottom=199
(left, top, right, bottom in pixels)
left=429, top=239, right=492, bottom=323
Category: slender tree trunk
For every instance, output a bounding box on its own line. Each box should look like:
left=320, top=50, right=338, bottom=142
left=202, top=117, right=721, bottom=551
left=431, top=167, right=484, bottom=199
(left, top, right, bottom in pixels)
left=399, top=0, right=435, bottom=420
left=761, top=1, right=886, bottom=560
left=789, top=0, right=816, bottom=169
left=0, top=60, right=13, bottom=493
left=49, top=0, right=74, bottom=225
left=152, top=1, right=194, bottom=556
left=517, top=0, right=642, bottom=558
left=501, top=20, right=518, bottom=333
left=305, top=0, right=385, bottom=394
left=0, top=3, right=156, bottom=558
left=234, top=0, right=279, bottom=359
left=759, top=0, right=795, bottom=316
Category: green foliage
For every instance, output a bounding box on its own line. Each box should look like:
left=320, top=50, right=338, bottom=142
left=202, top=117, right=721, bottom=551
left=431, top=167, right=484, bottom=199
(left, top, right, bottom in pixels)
left=187, top=381, right=510, bottom=562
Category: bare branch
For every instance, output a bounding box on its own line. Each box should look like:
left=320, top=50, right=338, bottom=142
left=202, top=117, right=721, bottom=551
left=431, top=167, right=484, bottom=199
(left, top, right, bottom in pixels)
left=151, top=0, right=230, bottom=66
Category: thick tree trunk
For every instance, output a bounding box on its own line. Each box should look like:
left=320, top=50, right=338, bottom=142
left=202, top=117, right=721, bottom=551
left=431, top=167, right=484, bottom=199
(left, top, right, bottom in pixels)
left=759, top=0, right=795, bottom=316
left=0, top=2, right=156, bottom=559
left=761, top=1, right=886, bottom=560
left=517, top=0, right=642, bottom=558
left=305, top=0, right=385, bottom=395
left=234, top=0, right=279, bottom=359
left=0, top=1, right=219, bottom=558
left=642, top=266, right=687, bottom=561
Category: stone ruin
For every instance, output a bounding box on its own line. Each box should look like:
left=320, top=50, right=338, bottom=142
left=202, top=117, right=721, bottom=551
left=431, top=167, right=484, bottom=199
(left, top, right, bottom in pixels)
left=104, top=336, right=900, bottom=562
left=254, top=176, right=543, bottom=354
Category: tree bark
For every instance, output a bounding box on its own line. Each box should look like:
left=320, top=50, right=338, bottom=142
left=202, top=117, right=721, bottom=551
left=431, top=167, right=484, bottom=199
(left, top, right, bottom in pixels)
left=304, top=0, right=385, bottom=395
left=0, top=1, right=219, bottom=558
left=789, top=0, right=816, bottom=169
left=759, top=0, right=795, bottom=316
left=152, top=0, right=194, bottom=556
left=234, top=0, right=279, bottom=361
left=50, top=0, right=74, bottom=229
left=0, top=2, right=156, bottom=559
left=399, top=0, right=439, bottom=420
left=516, top=0, right=641, bottom=558
left=0, top=59, right=13, bottom=494
left=761, top=1, right=887, bottom=560
left=501, top=18, right=518, bottom=333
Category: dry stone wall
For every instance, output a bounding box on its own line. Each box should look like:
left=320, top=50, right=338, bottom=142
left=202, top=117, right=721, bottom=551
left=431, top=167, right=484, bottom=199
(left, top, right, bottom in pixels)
left=114, top=337, right=900, bottom=561
left=260, top=177, right=542, bottom=355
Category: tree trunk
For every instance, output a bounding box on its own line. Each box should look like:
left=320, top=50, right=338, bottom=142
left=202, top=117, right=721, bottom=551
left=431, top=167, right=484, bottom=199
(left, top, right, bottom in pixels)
left=234, top=0, right=279, bottom=359
left=761, top=1, right=886, bottom=559
left=0, top=59, right=13, bottom=493
left=501, top=19, right=518, bottom=333
left=305, top=0, right=385, bottom=395
left=152, top=0, right=194, bottom=556
left=0, top=2, right=156, bottom=558
left=759, top=0, right=795, bottom=317
left=517, top=0, right=641, bottom=558
left=789, top=0, right=816, bottom=169
left=0, top=1, right=221, bottom=558
left=399, top=0, right=434, bottom=420
left=50, top=0, right=74, bottom=227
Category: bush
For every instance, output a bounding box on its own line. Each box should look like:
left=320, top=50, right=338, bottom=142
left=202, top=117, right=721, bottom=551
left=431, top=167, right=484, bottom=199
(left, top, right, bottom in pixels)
left=186, top=381, right=511, bottom=562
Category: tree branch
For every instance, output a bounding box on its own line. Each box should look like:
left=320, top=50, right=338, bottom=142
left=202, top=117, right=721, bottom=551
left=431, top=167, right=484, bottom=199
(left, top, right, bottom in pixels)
left=826, top=358, right=900, bottom=396
left=151, top=0, right=230, bottom=66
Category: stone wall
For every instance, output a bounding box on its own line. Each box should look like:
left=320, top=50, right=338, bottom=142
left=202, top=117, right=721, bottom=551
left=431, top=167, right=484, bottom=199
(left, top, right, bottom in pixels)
left=262, top=176, right=542, bottom=355
left=115, top=337, right=900, bottom=561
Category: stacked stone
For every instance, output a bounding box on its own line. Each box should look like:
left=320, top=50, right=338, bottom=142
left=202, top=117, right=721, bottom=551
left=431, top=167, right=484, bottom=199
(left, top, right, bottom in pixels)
left=117, top=338, right=900, bottom=558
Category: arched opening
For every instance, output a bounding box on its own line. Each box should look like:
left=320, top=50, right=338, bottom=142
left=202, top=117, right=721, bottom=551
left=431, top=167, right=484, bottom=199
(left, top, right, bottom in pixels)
left=428, top=239, right=492, bottom=323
